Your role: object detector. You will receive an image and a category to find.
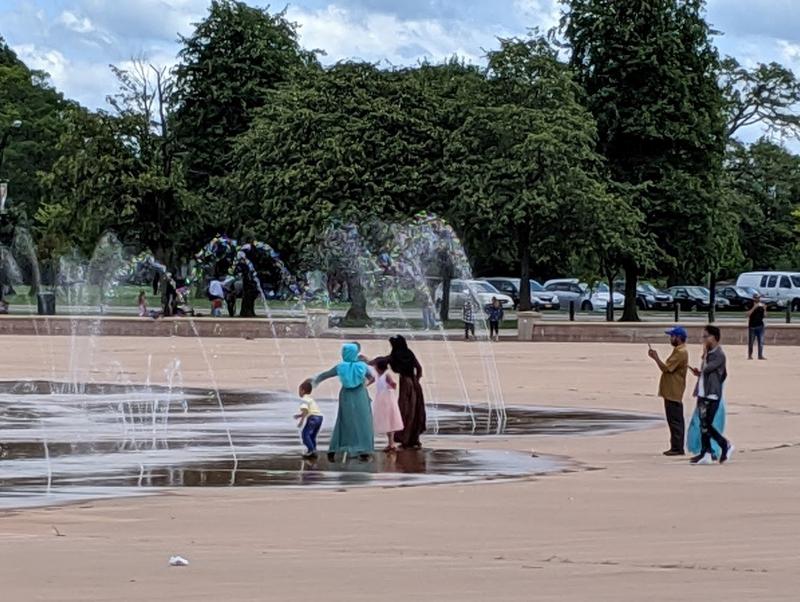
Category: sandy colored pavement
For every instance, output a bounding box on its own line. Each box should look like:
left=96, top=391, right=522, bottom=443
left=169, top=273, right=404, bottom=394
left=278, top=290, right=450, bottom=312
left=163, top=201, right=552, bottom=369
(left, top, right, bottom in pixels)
left=1, top=335, right=799, bottom=601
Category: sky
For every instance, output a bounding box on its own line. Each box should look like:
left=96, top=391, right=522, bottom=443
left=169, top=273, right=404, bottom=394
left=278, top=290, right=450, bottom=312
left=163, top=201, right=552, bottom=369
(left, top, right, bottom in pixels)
left=3, top=0, right=800, bottom=118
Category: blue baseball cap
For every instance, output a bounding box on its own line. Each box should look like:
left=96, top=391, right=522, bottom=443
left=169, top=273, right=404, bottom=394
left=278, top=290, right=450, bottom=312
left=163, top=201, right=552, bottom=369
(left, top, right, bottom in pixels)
left=665, top=326, right=688, bottom=340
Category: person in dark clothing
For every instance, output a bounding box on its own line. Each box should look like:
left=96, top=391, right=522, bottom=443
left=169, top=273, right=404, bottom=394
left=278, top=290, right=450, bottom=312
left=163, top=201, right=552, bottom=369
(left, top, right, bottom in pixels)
left=747, top=293, right=767, bottom=360
left=385, top=335, right=426, bottom=449
left=160, top=273, right=177, bottom=317
left=485, top=297, right=504, bottom=342
left=689, top=325, right=734, bottom=465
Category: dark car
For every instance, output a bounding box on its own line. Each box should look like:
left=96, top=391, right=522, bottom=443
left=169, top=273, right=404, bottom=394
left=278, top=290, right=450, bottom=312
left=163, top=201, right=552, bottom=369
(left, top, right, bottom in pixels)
left=613, top=281, right=674, bottom=310
left=718, top=286, right=784, bottom=311
left=667, top=286, right=729, bottom=312
left=717, top=286, right=757, bottom=311
left=483, top=277, right=561, bottom=310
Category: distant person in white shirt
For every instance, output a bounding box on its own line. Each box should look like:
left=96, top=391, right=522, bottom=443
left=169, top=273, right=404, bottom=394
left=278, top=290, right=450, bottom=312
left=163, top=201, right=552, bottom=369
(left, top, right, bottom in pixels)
left=208, top=278, right=225, bottom=317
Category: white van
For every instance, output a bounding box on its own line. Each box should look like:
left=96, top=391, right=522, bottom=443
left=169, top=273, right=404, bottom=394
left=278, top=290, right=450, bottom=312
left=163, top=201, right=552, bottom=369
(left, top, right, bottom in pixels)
left=736, top=272, right=800, bottom=310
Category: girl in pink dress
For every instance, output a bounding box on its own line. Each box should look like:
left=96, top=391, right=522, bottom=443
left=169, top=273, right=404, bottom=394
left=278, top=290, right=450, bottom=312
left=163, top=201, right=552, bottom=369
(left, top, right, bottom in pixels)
left=372, top=357, right=404, bottom=452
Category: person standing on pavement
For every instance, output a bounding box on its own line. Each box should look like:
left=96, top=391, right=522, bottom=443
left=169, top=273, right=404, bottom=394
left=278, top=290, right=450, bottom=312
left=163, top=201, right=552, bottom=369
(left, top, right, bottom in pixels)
left=207, top=278, right=225, bottom=317
left=689, top=325, right=734, bottom=465
left=485, top=297, right=504, bottom=342
left=648, top=326, right=689, bottom=456
left=462, top=299, right=476, bottom=341
left=747, top=293, right=767, bottom=360
left=417, top=286, right=436, bottom=331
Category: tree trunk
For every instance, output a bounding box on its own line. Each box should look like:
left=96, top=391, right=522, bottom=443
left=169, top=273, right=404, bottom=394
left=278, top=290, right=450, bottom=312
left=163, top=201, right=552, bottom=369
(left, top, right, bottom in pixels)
left=606, top=269, right=616, bottom=322
left=153, top=246, right=168, bottom=265
left=240, top=280, right=258, bottom=318
left=620, top=262, right=640, bottom=322
left=437, top=248, right=454, bottom=323
left=28, top=259, right=41, bottom=298
left=343, top=272, right=369, bottom=325
left=160, top=273, right=174, bottom=317
left=439, top=277, right=451, bottom=323
left=708, top=272, right=716, bottom=324
left=518, top=225, right=532, bottom=311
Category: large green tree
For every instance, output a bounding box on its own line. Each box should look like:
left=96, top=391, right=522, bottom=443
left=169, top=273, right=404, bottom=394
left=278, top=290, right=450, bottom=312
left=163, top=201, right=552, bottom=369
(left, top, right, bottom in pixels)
left=36, top=61, right=199, bottom=267
left=721, top=57, right=800, bottom=140
left=563, top=0, right=729, bottom=320
left=228, top=62, right=452, bottom=320
left=0, top=36, right=71, bottom=220
left=172, top=0, right=317, bottom=195
left=727, top=140, right=800, bottom=271
left=449, top=36, right=609, bottom=312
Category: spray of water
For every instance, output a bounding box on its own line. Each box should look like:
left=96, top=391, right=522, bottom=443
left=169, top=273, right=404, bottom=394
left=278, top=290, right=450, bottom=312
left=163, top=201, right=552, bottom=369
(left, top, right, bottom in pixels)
left=317, top=214, right=505, bottom=429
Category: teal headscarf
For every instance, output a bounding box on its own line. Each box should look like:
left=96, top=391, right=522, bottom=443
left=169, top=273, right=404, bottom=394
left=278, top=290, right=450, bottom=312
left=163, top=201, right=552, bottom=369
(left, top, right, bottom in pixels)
left=337, top=343, right=368, bottom=389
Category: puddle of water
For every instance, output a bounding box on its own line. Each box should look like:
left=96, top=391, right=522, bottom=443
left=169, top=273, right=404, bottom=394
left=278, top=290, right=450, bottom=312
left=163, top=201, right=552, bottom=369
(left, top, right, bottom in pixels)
left=0, top=381, right=656, bottom=509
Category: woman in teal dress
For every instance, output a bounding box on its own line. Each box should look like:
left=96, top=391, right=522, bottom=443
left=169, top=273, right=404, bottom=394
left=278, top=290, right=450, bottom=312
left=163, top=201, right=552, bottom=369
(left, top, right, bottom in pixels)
left=308, top=343, right=375, bottom=462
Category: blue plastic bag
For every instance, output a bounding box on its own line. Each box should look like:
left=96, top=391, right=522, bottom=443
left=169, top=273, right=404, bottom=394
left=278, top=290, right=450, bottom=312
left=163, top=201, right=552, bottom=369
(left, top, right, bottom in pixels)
left=687, top=394, right=726, bottom=456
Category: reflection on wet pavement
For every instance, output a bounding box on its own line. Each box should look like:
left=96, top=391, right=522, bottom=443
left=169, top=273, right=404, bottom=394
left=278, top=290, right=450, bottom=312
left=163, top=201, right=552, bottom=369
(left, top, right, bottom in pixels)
left=0, top=381, right=656, bottom=509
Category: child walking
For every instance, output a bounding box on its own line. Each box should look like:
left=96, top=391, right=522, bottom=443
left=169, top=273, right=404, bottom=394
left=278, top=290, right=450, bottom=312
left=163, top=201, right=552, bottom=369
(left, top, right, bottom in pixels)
left=137, top=290, right=160, bottom=319
left=485, top=297, right=504, bottom=342
left=138, top=290, right=148, bottom=317
left=371, top=357, right=404, bottom=452
left=294, top=381, right=323, bottom=458
left=463, top=299, right=476, bottom=340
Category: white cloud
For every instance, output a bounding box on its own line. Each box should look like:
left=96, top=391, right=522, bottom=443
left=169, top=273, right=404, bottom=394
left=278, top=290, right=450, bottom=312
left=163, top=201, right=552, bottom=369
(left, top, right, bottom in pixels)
left=778, top=41, right=800, bottom=65
left=288, top=4, right=503, bottom=66
left=58, top=10, right=95, bottom=34
left=11, top=42, right=117, bottom=107
left=77, top=0, right=208, bottom=43
left=513, top=0, right=561, bottom=32
left=3, top=0, right=800, bottom=123
left=12, top=43, right=69, bottom=83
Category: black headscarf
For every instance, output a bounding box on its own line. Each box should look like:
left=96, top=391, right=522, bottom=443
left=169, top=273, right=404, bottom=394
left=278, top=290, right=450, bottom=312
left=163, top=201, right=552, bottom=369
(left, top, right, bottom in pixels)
left=388, top=335, right=420, bottom=378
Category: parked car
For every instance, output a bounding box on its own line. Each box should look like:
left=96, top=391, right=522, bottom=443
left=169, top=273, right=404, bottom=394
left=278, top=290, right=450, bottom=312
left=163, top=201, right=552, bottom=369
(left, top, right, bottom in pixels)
left=543, top=279, right=586, bottom=309
left=736, top=271, right=800, bottom=311
left=717, top=286, right=757, bottom=310
left=613, top=281, right=674, bottom=310
left=544, top=279, right=624, bottom=312
left=717, top=285, right=783, bottom=311
left=482, top=277, right=560, bottom=310
left=740, top=286, right=784, bottom=310
left=666, top=286, right=729, bottom=312
left=434, top=279, right=514, bottom=315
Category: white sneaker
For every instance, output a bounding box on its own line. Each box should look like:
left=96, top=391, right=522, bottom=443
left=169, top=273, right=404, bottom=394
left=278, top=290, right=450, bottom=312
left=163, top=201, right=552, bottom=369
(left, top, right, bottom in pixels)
left=692, top=453, right=714, bottom=465
left=721, top=443, right=735, bottom=464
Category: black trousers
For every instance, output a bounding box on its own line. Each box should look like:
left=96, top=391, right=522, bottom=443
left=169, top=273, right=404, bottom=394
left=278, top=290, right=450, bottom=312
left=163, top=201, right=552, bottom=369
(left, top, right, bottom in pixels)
left=489, top=320, right=500, bottom=337
left=464, top=322, right=475, bottom=339
left=664, top=399, right=685, bottom=452
left=698, top=397, right=728, bottom=456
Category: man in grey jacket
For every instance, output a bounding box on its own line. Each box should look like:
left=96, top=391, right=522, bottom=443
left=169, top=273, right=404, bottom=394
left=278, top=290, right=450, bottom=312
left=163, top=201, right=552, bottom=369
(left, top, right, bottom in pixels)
left=690, top=325, right=734, bottom=465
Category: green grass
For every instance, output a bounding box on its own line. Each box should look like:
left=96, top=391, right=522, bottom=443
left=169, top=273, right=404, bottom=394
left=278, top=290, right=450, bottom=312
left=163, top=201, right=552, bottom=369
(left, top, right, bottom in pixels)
left=5, top=284, right=175, bottom=308
left=3, top=284, right=344, bottom=312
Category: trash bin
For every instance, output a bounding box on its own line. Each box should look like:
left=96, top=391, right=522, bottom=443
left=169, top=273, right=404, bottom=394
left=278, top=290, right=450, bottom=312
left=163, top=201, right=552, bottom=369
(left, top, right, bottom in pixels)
left=37, top=292, right=56, bottom=315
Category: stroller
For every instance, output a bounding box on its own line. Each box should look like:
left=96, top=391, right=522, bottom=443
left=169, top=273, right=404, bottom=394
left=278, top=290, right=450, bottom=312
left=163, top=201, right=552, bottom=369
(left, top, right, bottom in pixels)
left=174, top=285, right=195, bottom=317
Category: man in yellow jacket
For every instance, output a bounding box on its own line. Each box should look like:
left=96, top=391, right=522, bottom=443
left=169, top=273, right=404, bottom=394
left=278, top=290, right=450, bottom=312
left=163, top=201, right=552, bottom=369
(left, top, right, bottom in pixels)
left=648, top=326, right=689, bottom=456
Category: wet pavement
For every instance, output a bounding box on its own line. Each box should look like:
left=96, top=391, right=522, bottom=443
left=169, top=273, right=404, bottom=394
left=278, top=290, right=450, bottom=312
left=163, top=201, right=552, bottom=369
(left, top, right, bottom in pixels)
left=0, top=381, right=657, bottom=509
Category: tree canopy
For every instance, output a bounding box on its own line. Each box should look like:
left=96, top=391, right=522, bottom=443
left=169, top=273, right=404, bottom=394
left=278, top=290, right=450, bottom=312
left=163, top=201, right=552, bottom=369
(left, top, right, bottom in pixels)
left=1, top=1, right=800, bottom=317
left=0, top=36, right=71, bottom=220
left=172, top=0, right=318, bottom=191
left=563, top=0, right=730, bottom=319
